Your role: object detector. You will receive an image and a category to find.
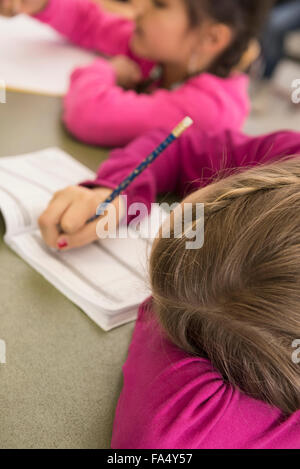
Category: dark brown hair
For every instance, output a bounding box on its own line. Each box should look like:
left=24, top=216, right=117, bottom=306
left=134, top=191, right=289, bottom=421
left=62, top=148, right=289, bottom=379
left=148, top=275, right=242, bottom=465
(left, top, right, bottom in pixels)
left=150, top=157, right=300, bottom=415
left=184, top=0, right=275, bottom=77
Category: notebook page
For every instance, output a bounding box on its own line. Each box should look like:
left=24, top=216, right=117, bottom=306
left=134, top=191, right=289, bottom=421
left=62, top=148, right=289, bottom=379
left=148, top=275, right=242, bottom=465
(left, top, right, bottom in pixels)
left=0, top=15, right=96, bottom=96
left=0, top=147, right=170, bottom=328
left=6, top=231, right=141, bottom=331
left=0, top=148, right=95, bottom=237
left=6, top=204, right=167, bottom=328
left=7, top=229, right=152, bottom=315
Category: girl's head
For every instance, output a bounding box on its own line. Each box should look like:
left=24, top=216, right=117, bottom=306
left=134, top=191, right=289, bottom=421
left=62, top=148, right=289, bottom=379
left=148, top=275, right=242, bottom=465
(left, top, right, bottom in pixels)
left=150, top=157, right=300, bottom=415
left=131, top=0, right=274, bottom=78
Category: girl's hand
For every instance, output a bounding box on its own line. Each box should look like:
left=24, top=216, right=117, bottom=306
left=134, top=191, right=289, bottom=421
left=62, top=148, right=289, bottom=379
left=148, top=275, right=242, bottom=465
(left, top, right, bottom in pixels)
left=38, top=186, right=124, bottom=251
left=0, top=0, right=48, bottom=16
left=109, top=55, right=142, bottom=89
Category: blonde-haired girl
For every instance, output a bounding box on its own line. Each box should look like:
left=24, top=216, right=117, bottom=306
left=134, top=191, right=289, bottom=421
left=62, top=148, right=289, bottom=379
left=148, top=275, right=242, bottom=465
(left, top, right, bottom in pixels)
left=38, top=126, right=300, bottom=448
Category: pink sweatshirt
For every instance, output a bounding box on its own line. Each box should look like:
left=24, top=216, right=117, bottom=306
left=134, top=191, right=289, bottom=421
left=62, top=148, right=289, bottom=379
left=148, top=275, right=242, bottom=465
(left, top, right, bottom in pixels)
left=81, top=127, right=300, bottom=449
left=34, top=0, right=250, bottom=147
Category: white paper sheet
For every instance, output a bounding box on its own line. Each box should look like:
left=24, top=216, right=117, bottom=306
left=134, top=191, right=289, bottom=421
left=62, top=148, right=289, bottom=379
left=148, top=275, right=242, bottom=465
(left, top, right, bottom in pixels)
left=0, top=147, right=94, bottom=234
left=0, top=15, right=97, bottom=96
left=0, top=147, right=168, bottom=330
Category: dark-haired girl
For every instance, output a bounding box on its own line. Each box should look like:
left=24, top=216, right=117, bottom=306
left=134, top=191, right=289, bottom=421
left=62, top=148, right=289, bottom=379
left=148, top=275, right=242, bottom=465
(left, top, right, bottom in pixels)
left=0, top=0, right=273, bottom=146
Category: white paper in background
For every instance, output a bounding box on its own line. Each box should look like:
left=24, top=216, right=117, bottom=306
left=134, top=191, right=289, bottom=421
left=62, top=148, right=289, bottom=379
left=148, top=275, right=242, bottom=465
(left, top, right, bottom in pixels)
left=273, top=59, right=300, bottom=94
left=0, top=15, right=97, bottom=96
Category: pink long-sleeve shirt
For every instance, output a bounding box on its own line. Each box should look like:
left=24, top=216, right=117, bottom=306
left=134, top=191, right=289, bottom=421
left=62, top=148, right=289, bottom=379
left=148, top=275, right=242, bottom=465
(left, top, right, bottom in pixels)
left=34, top=0, right=250, bottom=147
left=82, top=127, right=300, bottom=449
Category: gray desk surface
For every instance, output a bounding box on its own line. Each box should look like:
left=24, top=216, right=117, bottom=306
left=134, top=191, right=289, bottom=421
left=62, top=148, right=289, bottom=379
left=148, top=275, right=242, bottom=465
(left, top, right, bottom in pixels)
left=0, top=91, right=135, bottom=449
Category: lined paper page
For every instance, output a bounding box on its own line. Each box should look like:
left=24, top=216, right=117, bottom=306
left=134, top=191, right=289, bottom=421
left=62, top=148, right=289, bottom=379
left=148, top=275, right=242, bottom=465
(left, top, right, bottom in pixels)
left=7, top=205, right=167, bottom=314
left=8, top=228, right=153, bottom=319
left=0, top=147, right=168, bottom=329
left=0, top=148, right=95, bottom=236
left=0, top=15, right=96, bottom=96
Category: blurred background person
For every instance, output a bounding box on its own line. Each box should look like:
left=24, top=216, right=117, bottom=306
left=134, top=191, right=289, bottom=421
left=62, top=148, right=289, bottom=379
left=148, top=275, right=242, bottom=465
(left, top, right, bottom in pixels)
left=261, top=0, right=300, bottom=81
left=251, top=0, right=300, bottom=115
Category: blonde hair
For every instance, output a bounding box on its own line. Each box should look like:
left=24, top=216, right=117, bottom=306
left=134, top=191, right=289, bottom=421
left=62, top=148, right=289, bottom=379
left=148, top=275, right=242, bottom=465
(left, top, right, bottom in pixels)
left=150, top=156, right=300, bottom=415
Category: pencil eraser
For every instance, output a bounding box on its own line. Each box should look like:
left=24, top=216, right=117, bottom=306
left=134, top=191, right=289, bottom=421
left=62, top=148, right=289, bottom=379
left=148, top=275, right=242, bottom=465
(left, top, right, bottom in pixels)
left=182, top=116, right=194, bottom=128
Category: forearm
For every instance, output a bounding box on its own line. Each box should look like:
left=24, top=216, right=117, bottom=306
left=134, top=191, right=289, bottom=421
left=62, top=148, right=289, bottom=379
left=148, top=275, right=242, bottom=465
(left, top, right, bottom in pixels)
left=33, top=0, right=133, bottom=54
left=81, top=127, right=300, bottom=222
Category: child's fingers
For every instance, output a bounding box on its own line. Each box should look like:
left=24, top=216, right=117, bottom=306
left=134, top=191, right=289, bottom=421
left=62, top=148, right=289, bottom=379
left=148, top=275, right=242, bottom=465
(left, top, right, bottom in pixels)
left=0, top=0, right=17, bottom=15
left=39, top=186, right=114, bottom=249
left=126, top=62, right=142, bottom=84
left=110, top=55, right=142, bottom=86
left=0, top=0, right=47, bottom=16
left=129, top=61, right=142, bottom=81
left=57, top=201, right=121, bottom=251
left=20, top=0, right=46, bottom=14
left=38, top=194, right=73, bottom=248
left=58, top=198, right=97, bottom=235
left=56, top=221, right=100, bottom=251
left=0, top=0, right=9, bottom=13
left=131, top=67, right=142, bottom=83
left=12, top=0, right=21, bottom=13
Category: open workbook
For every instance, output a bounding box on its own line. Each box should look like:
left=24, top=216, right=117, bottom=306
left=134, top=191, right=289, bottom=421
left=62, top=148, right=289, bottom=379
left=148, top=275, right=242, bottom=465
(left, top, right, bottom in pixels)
left=0, top=148, right=168, bottom=330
